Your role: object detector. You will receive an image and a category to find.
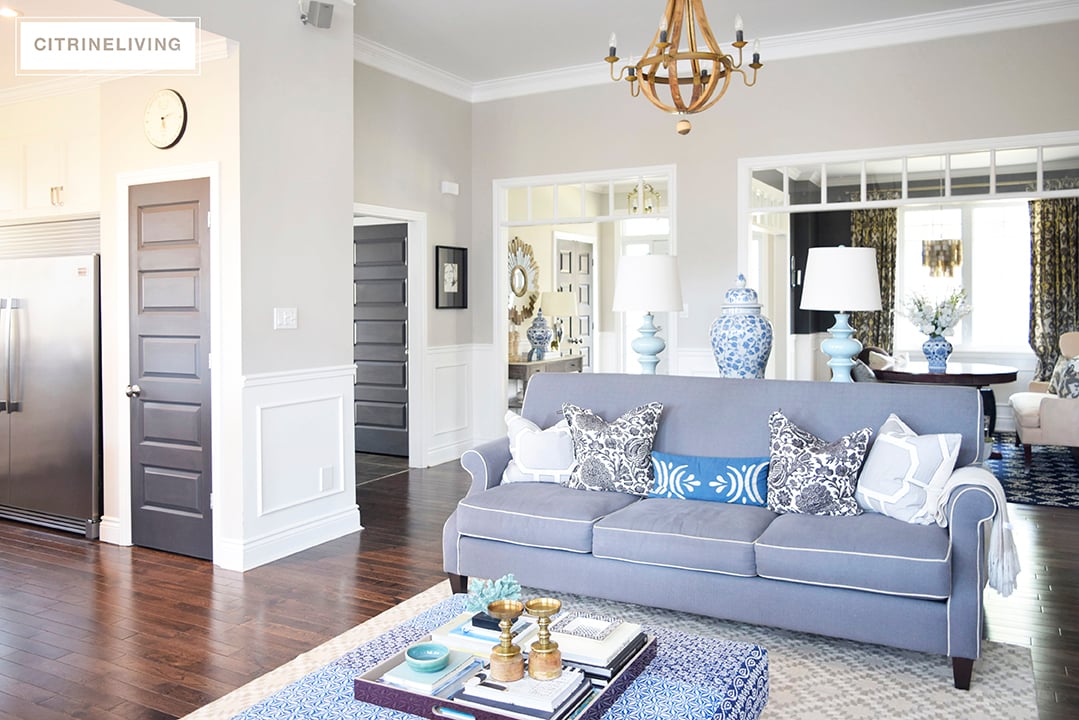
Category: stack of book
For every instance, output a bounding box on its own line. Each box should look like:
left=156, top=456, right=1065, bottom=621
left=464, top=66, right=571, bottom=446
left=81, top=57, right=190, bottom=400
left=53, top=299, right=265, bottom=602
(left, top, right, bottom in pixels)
left=430, top=611, right=540, bottom=656
left=379, top=649, right=485, bottom=698
left=452, top=667, right=592, bottom=720
left=548, top=612, right=647, bottom=682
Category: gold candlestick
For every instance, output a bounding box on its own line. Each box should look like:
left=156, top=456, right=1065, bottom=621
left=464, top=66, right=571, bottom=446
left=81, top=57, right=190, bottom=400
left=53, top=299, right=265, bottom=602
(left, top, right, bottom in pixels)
left=525, top=597, right=562, bottom=680
left=486, top=599, right=525, bottom=682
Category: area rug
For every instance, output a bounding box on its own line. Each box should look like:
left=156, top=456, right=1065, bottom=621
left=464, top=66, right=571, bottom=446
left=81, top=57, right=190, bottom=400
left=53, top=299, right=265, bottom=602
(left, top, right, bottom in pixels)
left=182, top=581, right=1035, bottom=720
left=988, top=432, right=1079, bottom=508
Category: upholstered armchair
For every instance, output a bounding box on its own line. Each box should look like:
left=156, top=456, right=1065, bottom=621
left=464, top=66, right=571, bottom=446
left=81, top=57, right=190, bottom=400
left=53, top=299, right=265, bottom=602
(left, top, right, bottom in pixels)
left=1008, top=332, right=1079, bottom=462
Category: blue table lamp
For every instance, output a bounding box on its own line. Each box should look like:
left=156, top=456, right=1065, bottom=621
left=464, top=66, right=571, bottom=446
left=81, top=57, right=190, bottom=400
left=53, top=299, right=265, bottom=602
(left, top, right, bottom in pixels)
left=612, top=254, right=684, bottom=374
left=799, top=246, right=882, bottom=383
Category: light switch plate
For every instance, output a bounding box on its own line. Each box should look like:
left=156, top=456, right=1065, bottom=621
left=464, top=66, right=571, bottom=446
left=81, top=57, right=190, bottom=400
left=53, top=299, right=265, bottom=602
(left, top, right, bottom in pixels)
left=274, top=307, right=298, bottom=330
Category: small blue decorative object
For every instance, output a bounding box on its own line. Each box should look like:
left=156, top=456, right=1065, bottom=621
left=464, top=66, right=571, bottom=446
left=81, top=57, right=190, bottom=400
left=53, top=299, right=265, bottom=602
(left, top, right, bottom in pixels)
left=404, top=642, right=450, bottom=672
left=465, top=574, right=522, bottom=614
left=709, top=275, right=773, bottom=379
left=526, top=309, right=552, bottom=361
left=922, top=334, right=952, bottom=373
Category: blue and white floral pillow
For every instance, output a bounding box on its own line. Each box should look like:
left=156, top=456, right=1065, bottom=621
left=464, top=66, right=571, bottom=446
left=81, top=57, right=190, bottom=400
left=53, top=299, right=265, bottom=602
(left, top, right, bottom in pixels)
left=562, top=402, right=663, bottom=495
left=649, top=451, right=769, bottom=505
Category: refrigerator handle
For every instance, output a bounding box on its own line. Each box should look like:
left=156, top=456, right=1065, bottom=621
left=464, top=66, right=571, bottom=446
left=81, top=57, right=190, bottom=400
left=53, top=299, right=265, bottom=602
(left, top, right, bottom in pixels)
left=7, top=297, right=19, bottom=414
left=6, top=298, right=18, bottom=413
left=0, top=298, right=6, bottom=413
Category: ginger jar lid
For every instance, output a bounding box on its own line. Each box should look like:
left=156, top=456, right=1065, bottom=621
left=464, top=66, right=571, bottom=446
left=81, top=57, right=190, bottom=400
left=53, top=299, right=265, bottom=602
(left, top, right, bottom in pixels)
left=723, top=274, right=761, bottom=310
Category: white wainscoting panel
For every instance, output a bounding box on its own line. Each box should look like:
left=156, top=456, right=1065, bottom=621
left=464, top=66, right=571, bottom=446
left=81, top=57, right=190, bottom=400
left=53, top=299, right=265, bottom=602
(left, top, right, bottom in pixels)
left=224, top=365, right=360, bottom=572
left=675, top=348, right=719, bottom=377
left=425, top=346, right=476, bottom=467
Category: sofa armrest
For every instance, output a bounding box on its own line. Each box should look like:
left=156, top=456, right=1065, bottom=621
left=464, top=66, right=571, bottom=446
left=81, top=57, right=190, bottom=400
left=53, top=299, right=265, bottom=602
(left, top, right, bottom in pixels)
left=1039, top=395, right=1079, bottom=439
left=943, top=466, right=998, bottom=662
left=460, top=437, right=511, bottom=496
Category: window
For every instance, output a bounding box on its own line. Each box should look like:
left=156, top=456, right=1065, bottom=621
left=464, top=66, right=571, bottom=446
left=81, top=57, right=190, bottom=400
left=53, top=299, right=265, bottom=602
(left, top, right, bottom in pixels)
left=894, top=202, right=1031, bottom=352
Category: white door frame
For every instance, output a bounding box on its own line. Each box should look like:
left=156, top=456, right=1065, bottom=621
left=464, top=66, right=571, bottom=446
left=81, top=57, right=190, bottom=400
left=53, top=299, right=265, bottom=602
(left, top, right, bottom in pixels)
left=353, top=202, right=428, bottom=466
left=103, top=162, right=223, bottom=552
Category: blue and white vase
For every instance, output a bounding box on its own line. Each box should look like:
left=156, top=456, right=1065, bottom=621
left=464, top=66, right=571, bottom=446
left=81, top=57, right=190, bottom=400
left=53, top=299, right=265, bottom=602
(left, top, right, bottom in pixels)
left=922, top=334, right=952, bottom=373
left=709, top=275, right=773, bottom=379
left=525, top=309, right=552, bottom=361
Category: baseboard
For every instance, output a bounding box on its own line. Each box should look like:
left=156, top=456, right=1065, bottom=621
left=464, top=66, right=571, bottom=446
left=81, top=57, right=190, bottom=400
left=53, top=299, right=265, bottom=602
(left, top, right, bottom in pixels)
left=214, top=506, right=361, bottom=572
left=98, top=515, right=130, bottom=546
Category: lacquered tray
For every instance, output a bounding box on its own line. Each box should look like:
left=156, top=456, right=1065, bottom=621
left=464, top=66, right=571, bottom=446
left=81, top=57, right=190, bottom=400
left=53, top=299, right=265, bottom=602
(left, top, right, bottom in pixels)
left=354, top=635, right=657, bottom=720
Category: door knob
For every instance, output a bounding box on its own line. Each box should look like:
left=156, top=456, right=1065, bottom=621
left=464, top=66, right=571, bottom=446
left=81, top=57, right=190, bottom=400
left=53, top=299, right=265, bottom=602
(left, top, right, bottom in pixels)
left=125, top=384, right=142, bottom=398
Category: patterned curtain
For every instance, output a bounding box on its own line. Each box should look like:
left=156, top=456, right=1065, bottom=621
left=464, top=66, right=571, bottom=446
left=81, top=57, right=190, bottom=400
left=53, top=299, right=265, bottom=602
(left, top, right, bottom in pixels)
left=1029, top=197, right=1079, bottom=379
left=849, top=206, right=898, bottom=353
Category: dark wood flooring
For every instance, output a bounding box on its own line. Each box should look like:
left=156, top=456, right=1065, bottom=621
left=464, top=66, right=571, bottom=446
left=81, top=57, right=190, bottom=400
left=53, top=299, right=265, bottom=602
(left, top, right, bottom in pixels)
left=0, top=454, right=1075, bottom=719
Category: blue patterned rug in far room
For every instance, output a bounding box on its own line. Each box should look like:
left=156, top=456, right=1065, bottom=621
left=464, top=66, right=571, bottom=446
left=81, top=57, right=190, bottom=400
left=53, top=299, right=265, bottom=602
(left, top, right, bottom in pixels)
left=987, top=433, right=1079, bottom=508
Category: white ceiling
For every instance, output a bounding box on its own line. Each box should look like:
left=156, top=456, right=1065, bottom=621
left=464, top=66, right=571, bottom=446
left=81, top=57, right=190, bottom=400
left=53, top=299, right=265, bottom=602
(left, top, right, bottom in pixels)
left=351, top=0, right=1030, bottom=83
left=2, top=0, right=1078, bottom=103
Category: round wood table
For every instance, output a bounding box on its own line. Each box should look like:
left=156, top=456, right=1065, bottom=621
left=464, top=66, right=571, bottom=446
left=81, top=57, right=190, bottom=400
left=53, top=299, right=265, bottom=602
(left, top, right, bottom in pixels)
left=872, top=361, right=1018, bottom=457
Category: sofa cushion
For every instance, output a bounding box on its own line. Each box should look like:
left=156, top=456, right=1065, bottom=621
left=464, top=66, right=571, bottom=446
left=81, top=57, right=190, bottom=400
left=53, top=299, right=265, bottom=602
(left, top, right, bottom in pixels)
left=855, top=413, right=961, bottom=524
left=592, top=498, right=777, bottom=577
left=767, top=411, right=871, bottom=517
left=502, top=411, right=574, bottom=484
left=562, top=402, right=663, bottom=496
left=755, top=512, right=952, bottom=599
left=649, top=451, right=769, bottom=506
left=1009, top=392, right=1046, bottom=429
left=456, top=483, right=640, bottom=553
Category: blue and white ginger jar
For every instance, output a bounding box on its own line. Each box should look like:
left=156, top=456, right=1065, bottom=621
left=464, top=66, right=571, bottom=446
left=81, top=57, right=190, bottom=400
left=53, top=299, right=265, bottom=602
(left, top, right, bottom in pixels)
left=709, top=274, right=773, bottom=379
left=922, top=334, right=952, bottom=373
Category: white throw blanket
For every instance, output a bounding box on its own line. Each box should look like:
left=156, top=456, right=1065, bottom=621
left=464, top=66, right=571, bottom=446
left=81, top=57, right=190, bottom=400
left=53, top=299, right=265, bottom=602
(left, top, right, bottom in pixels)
left=932, top=465, right=1021, bottom=597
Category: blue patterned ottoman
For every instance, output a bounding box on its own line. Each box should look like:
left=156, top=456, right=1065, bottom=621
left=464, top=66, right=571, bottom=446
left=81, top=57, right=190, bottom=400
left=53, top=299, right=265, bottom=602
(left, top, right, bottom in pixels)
left=234, top=595, right=768, bottom=720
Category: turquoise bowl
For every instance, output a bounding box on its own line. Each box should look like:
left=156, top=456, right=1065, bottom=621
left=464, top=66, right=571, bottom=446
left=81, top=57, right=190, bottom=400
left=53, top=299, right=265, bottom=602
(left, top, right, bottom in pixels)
left=405, top=642, right=450, bottom=672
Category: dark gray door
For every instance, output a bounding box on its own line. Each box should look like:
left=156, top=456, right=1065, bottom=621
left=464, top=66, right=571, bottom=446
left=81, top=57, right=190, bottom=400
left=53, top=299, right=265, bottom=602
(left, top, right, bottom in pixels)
left=353, top=223, right=408, bottom=456
left=555, top=237, right=594, bottom=370
left=129, top=178, right=212, bottom=560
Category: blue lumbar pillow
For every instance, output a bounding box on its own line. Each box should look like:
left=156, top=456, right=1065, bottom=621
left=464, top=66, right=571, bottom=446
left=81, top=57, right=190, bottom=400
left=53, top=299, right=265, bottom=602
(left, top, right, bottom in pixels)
left=650, top=451, right=769, bottom=505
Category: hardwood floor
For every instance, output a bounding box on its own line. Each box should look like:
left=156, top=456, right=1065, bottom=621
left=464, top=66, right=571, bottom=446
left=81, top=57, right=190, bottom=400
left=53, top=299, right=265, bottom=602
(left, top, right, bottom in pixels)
left=0, top=455, right=1074, bottom=719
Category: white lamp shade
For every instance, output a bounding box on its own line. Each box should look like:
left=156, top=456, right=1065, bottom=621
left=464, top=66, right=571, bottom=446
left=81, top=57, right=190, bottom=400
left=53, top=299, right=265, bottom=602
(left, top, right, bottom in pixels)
left=540, top=290, right=578, bottom=317
left=800, top=247, right=882, bottom=312
left=612, top=255, right=684, bottom=313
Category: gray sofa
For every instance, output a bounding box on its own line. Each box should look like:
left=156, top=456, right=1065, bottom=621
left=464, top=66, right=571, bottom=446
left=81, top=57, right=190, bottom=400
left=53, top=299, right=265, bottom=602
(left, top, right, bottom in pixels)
left=443, top=373, right=998, bottom=689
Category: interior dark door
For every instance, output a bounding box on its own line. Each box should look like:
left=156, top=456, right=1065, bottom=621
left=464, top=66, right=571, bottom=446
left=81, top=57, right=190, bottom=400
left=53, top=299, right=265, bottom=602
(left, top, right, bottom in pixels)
left=555, top=237, right=594, bottom=370
left=353, top=223, right=408, bottom=457
left=129, top=178, right=213, bottom=560
left=790, top=210, right=851, bottom=334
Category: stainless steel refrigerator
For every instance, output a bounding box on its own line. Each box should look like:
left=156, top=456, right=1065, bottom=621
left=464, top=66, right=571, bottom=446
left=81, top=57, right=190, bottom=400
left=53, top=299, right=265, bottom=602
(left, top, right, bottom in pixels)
left=0, top=254, right=101, bottom=538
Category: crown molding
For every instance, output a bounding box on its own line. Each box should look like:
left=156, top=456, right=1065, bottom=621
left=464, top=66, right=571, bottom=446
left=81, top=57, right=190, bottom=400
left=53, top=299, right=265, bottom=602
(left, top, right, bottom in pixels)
left=355, top=0, right=1079, bottom=104
left=352, top=35, right=472, bottom=102
left=763, top=0, right=1079, bottom=61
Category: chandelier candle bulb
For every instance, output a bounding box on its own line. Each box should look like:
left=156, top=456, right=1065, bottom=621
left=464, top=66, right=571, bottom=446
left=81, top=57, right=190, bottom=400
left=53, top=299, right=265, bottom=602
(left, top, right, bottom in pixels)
left=735, top=13, right=744, bottom=42
left=608, top=32, right=617, bottom=58
left=752, top=38, right=760, bottom=65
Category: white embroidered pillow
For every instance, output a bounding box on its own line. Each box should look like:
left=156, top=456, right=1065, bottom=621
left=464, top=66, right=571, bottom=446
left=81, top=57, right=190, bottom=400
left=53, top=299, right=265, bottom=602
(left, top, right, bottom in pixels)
left=502, top=411, right=575, bottom=484
left=855, top=414, right=962, bottom=524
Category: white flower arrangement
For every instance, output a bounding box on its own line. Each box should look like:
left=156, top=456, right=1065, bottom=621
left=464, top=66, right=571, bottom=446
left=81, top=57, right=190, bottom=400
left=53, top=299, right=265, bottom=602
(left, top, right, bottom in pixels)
left=901, top=288, right=971, bottom=337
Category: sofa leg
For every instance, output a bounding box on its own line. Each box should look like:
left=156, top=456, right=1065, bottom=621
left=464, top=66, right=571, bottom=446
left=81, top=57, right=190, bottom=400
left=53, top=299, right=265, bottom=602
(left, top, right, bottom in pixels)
left=952, top=657, right=973, bottom=690
left=1022, top=444, right=1032, bottom=465
left=448, top=573, right=468, bottom=594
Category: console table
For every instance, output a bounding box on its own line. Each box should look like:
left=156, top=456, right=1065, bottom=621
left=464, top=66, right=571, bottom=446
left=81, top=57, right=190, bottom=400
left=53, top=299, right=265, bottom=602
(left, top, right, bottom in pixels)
left=873, top=361, right=1018, bottom=457
left=508, top=355, right=583, bottom=408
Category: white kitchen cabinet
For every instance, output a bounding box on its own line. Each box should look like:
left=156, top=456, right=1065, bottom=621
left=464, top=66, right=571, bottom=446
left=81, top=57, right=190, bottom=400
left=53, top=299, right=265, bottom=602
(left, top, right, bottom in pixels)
left=0, top=137, right=100, bottom=221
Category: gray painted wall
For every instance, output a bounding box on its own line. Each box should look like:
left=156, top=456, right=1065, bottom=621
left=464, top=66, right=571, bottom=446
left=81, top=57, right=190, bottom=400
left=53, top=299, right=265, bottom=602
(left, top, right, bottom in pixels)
left=468, top=21, right=1079, bottom=346
left=354, top=64, right=474, bottom=348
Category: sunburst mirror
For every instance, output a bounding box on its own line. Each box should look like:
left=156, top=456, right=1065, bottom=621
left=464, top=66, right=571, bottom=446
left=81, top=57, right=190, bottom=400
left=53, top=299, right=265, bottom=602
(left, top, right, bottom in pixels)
left=507, top=236, right=539, bottom=325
